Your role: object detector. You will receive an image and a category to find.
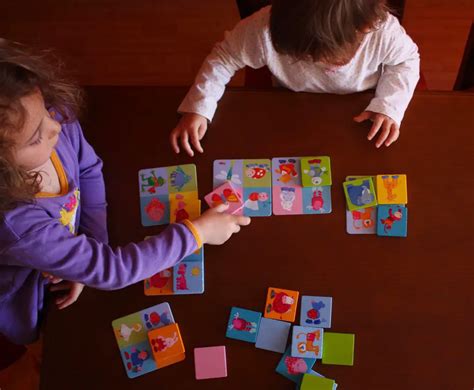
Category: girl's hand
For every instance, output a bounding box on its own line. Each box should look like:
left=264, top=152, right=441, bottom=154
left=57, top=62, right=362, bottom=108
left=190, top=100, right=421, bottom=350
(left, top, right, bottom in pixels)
left=42, top=272, right=63, bottom=284
left=49, top=281, right=85, bottom=310
left=353, top=111, right=400, bottom=148
left=170, top=113, right=208, bottom=157
left=191, top=204, right=251, bottom=245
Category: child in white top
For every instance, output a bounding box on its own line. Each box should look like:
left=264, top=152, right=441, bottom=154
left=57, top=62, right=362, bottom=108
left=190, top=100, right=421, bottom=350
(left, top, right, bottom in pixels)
left=170, top=0, right=420, bottom=155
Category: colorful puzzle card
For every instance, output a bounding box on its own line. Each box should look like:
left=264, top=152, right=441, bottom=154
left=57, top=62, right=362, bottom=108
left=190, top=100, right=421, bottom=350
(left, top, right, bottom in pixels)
left=301, top=157, right=332, bottom=187
left=204, top=181, right=244, bottom=214
left=213, top=159, right=272, bottom=216
left=343, top=177, right=377, bottom=211
left=111, top=303, right=175, bottom=378
left=291, top=326, right=324, bottom=359
left=148, top=323, right=185, bottom=369
left=275, top=346, right=316, bottom=384
left=226, top=307, right=262, bottom=343
left=300, top=296, right=333, bottom=328
left=376, top=174, right=408, bottom=205
left=139, top=164, right=198, bottom=226
left=346, top=207, right=377, bottom=234
left=272, top=157, right=332, bottom=215
left=265, top=287, right=299, bottom=322
left=377, top=205, right=408, bottom=237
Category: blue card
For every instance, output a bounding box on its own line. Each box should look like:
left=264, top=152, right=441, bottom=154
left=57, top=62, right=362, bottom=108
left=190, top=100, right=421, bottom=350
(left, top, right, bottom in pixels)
left=255, top=318, right=291, bottom=353
left=291, top=326, right=324, bottom=359
left=119, top=340, right=157, bottom=378
left=302, top=186, right=332, bottom=214
left=275, top=346, right=316, bottom=384
left=300, top=296, right=332, bottom=328
left=377, top=205, right=408, bottom=237
left=172, top=257, right=204, bottom=295
left=226, top=307, right=262, bottom=343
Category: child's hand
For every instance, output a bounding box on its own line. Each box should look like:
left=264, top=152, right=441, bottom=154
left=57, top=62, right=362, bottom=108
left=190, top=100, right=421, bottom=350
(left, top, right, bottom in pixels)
left=170, top=113, right=208, bottom=157
left=191, top=204, right=251, bottom=245
left=49, top=281, right=85, bottom=310
left=42, top=272, right=63, bottom=284
left=353, top=111, right=400, bottom=148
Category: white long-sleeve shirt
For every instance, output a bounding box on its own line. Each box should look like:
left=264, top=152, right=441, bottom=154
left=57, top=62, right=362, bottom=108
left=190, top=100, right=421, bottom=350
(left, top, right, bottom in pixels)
left=178, top=6, right=420, bottom=125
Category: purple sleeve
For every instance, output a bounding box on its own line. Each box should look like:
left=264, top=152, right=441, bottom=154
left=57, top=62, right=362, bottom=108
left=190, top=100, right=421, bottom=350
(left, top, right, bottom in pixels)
left=3, top=218, right=199, bottom=290
left=68, top=121, right=109, bottom=243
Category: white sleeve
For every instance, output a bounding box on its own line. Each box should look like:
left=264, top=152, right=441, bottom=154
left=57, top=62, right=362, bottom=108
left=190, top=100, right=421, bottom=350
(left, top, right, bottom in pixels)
left=178, top=6, right=270, bottom=121
left=365, top=15, right=420, bottom=125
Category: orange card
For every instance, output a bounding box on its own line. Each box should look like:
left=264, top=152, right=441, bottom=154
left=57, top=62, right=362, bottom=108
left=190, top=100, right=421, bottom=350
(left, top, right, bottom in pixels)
left=264, top=287, right=299, bottom=322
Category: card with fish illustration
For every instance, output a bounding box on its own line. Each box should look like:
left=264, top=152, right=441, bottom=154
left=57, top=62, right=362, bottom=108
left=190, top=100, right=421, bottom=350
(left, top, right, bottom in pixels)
left=346, top=207, right=377, bottom=234
left=213, top=159, right=272, bottom=217
left=111, top=302, right=175, bottom=378
left=300, top=296, right=332, bottom=328
left=301, top=156, right=332, bottom=187
left=377, top=204, right=408, bottom=237
left=276, top=346, right=316, bottom=384
left=342, top=177, right=377, bottom=211
left=272, top=157, right=332, bottom=215
left=376, top=174, right=408, bottom=205
left=226, top=307, right=262, bottom=343
left=138, top=164, right=198, bottom=226
left=144, top=247, right=204, bottom=296
left=204, top=181, right=244, bottom=215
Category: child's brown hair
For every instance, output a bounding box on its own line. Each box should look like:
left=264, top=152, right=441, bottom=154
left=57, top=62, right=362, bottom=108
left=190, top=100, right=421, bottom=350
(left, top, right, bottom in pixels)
left=0, top=39, right=83, bottom=213
left=270, top=0, right=389, bottom=64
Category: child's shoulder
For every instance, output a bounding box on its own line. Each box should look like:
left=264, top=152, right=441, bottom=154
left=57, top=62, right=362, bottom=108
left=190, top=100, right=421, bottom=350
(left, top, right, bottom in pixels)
left=374, top=13, right=406, bottom=38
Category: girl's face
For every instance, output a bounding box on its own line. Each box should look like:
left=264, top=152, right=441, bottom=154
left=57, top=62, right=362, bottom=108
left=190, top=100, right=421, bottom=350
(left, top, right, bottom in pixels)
left=14, top=91, right=61, bottom=171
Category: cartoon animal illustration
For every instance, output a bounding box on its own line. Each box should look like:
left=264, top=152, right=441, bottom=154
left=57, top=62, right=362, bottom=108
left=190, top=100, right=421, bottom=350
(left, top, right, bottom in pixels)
left=228, top=312, right=257, bottom=333
left=307, top=188, right=324, bottom=212
left=215, top=161, right=242, bottom=185
left=144, top=311, right=172, bottom=329
left=245, top=163, right=269, bottom=180
left=140, top=170, right=165, bottom=194
left=173, top=194, right=189, bottom=222
left=175, top=263, right=188, bottom=290
left=305, top=301, right=326, bottom=325
left=169, top=166, right=192, bottom=191
left=380, top=208, right=403, bottom=233
left=124, top=347, right=149, bottom=372
left=346, top=180, right=375, bottom=206
left=59, top=188, right=80, bottom=233
left=280, top=187, right=296, bottom=211
left=115, top=323, right=142, bottom=342
left=303, top=159, right=327, bottom=185
left=266, top=290, right=295, bottom=317
left=381, top=175, right=399, bottom=201
left=211, top=187, right=240, bottom=206
left=275, top=159, right=298, bottom=183
left=150, top=332, right=179, bottom=353
left=145, top=198, right=166, bottom=221
left=351, top=207, right=375, bottom=230
left=296, top=330, right=322, bottom=355
left=284, top=356, right=309, bottom=375
left=244, top=191, right=269, bottom=211
left=146, top=269, right=172, bottom=290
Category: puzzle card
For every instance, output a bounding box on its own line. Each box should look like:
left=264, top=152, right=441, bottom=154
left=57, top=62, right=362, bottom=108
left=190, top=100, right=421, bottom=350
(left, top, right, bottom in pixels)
left=213, top=159, right=272, bottom=216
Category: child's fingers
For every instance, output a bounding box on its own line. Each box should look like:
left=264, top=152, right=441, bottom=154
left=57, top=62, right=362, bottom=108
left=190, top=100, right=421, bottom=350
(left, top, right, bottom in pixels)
left=384, top=124, right=400, bottom=146
left=57, top=296, right=75, bottom=310
left=50, top=277, right=63, bottom=284
left=198, top=123, right=207, bottom=140
left=367, top=116, right=384, bottom=140
left=170, top=130, right=180, bottom=154
left=353, top=111, right=372, bottom=123
left=180, top=131, right=195, bottom=157
left=232, top=224, right=241, bottom=234
left=234, top=215, right=251, bottom=226
left=190, top=127, right=204, bottom=154
left=375, top=120, right=391, bottom=148
left=213, top=203, right=230, bottom=213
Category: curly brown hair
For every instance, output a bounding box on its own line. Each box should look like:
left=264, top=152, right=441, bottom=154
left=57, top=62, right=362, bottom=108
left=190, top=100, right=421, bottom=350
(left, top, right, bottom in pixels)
left=270, top=0, right=390, bottom=64
left=0, top=39, right=83, bottom=214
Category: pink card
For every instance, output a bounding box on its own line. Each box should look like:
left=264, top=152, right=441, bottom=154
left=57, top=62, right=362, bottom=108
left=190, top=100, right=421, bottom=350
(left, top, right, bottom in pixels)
left=204, top=181, right=244, bottom=215
left=194, top=346, right=227, bottom=380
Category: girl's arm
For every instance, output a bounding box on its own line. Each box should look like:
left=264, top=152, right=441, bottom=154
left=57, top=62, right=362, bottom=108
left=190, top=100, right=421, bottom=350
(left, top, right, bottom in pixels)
left=67, top=121, right=109, bottom=243
left=3, top=213, right=200, bottom=290
left=178, top=7, right=269, bottom=121
left=364, top=16, right=420, bottom=126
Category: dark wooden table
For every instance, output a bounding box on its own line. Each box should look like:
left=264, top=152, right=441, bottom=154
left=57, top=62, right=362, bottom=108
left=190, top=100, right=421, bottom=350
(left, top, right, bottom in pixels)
left=40, top=88, right=474, bottom=389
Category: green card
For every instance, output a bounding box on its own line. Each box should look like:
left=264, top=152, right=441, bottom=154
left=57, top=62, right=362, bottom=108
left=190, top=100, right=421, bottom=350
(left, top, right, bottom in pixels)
left=300, top=373, right=335, bottom=390
left=322, top=332, right=355, bottom=366
left=301, top=156, right=332, bottom=187
left=343, top=178, right=377, bottom=211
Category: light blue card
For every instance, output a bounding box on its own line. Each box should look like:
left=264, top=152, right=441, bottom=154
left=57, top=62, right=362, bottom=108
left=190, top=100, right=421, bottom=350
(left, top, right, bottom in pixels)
left=377, top=205, right=408, bottom=237
left=300, top=296, right=332, bottom=328
left=255, top=318, right=291, bottom=353
left=226, top=307, right=262, bottom=343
